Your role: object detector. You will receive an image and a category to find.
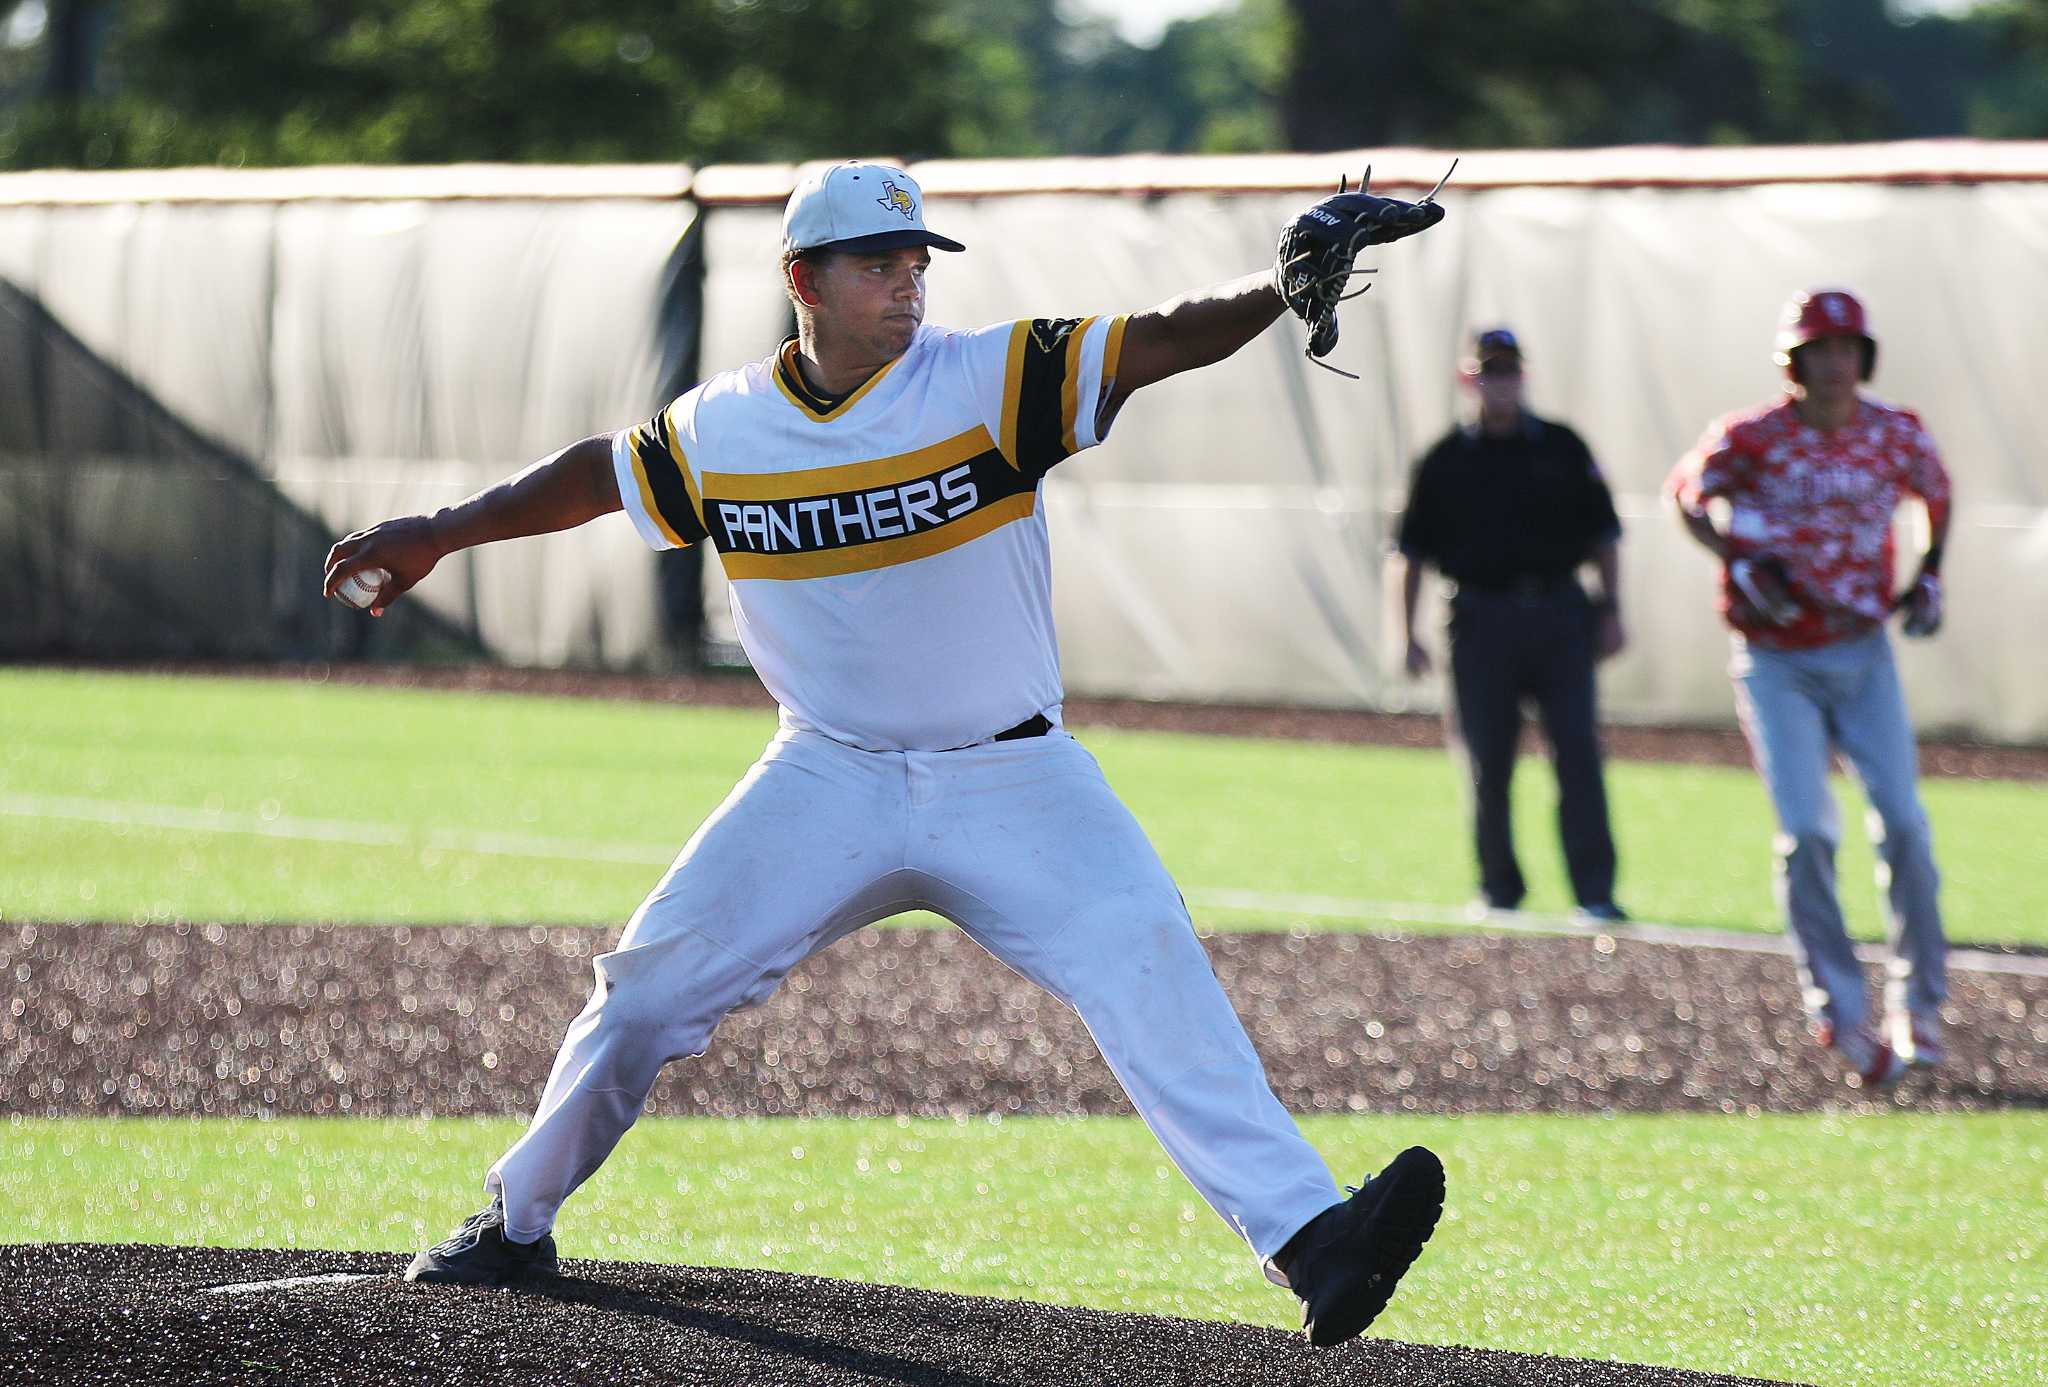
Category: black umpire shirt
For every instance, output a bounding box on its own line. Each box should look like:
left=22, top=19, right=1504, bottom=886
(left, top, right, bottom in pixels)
left=1395, top=413, right=1622, bottom=589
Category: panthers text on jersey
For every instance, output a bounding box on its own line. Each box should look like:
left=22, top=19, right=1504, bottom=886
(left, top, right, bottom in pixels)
left=612, top=316, right=1128, bottom=749
left=1670, top=397, right=1951, bottom=649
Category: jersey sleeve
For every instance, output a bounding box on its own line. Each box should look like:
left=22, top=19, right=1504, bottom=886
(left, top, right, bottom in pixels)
left=1668, top=414, right=1752, bottom=511
left=964, top=316, right=1130, bottom=480
left=1563, top=426, right=1623, bottom=550
left=1899, top=410, right=1953, bottom=530
left=1394, top=444, right=1447, bottom=563
left=611, top=397, right=710, bottom=551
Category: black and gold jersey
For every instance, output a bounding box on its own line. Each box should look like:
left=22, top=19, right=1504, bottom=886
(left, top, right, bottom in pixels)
left=613, top=315, right=1127, bottom=751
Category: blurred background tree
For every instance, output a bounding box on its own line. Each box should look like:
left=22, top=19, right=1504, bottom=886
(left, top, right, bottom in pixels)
left=0, top=0, right=2039, bottom=170
left=934, top=0, right=1291, bottom=156
left=1282, top=0, right=2029, bottom=148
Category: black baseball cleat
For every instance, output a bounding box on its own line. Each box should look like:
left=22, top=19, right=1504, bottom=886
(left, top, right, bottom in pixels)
left=1276, top=1145, right=1446, bottom=1347
left=405, top=1197, right=559, bottom=1286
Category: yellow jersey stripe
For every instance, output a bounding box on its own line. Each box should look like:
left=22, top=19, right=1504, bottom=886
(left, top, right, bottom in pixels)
left=997, top=320, right=1031, bottom=470
left=1102, top=314, right=1128, bottom=393
left=667, top=408, right=708, bottom=530
left=705, top=425, right=996, bottom=503
left=1058, top=314, right=1099, bottom=457
left=629, top=439, right=690, bottom=549
left=722, top=491, right=1036, bottom=581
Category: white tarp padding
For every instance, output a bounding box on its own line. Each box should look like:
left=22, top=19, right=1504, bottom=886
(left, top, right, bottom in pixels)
left=1, top=166, right=695, bottom=666
left=5, top=147, right=2046, bottom=739
left=692, top=163, right=2048, bottom=741
left=263, top=196, right=690, bottom=666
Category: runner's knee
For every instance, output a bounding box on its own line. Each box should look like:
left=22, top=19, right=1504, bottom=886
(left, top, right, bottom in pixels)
left=1775, top=829, right=1837, bottom=868
left=1864, top=800, right=1930, bottom=850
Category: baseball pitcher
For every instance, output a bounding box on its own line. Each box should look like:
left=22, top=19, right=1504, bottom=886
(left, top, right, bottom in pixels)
left=325, top=160, right=1450, bottom=1346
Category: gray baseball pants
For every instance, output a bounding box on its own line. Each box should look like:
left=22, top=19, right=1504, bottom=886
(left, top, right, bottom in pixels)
left=1729, top=629, right=1945, bottom=1034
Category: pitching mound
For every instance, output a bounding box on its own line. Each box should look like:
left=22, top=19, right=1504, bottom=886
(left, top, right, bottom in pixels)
left=2, top=1244, right=1796, bottom=1387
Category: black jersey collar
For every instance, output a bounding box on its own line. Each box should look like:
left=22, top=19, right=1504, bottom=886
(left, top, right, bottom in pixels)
left=774, top=338, right=905, bottom=422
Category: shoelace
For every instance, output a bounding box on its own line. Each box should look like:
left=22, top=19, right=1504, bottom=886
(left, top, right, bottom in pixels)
left=1298, top=1179, right=1375, bottom=1269
left=429, top=1204, right=503, bottom=1256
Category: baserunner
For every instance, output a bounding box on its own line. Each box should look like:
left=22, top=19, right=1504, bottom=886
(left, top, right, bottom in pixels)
left=1668, top=288, right=1952, bottom=1088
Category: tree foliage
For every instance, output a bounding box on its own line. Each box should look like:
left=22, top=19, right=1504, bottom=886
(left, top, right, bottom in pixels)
left=0, top=0, right=1291, bottom=168
left=1281, top=0, right=2043, bottom=150
left=933, top=0, right=1291, bottom=156
left=0, top=0, right=2041, bottom=171
left=1964, top=0, right=2048, bottom=137
left=3, top=0, right=975, bottom=167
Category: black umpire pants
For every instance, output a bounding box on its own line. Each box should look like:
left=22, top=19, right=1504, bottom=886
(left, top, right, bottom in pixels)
left=1445, top=581, right=1618, bottom=910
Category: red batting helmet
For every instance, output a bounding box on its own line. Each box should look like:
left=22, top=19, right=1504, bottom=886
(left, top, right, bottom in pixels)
left=1774, top=289, right=1876, bottom=382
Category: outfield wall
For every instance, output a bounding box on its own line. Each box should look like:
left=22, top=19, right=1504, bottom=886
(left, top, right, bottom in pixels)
left=0, top=166, right=698, bottom=667
left=5, top=145, right=2046, bottom=739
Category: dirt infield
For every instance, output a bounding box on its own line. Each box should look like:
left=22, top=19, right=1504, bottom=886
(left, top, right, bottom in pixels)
left=5, top=922, right=2043, bottom=1119
left=0, top=1243, right=1800, bottom=1387
left=73, top=659, right=2048, bottom=780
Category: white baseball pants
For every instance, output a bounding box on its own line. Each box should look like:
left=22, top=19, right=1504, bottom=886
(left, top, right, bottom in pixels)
left=486, top=721, right=1342, bottom=1265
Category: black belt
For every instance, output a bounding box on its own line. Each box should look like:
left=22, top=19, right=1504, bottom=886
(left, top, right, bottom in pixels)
left=1455, top=574, right=1577, bottom=599
left=992, top=713, right=1053, bottom=741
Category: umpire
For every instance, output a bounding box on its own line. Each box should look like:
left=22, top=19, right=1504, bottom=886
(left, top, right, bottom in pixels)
left=1394, top=328, right=1626, bottom=920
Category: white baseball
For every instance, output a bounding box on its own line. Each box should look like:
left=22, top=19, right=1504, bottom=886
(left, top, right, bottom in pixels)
left=335, top=566, right=392, bottom=610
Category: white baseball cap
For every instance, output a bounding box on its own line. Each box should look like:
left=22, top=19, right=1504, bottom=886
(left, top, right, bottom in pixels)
left=781, top=160, right=965, bottom=256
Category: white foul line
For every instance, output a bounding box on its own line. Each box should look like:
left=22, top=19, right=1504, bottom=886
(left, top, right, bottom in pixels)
left=0, top=791, right=676, bottom=867
left=5, top=791, right=2044, bottom=978
left=203, top=1272, right=382, bottom=1295
left=1183, top=887, right=2048, bottom=980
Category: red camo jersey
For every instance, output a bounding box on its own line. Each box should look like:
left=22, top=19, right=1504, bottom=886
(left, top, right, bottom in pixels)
left=1668, top=395, right=1951, bottom=650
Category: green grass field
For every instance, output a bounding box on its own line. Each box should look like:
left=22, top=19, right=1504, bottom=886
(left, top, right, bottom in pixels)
left=4, top=668, right=2044, bottom=942
left=6, top=667, right=2046, bottom=1386
left=3, top=1112, right=2042, bottom=1387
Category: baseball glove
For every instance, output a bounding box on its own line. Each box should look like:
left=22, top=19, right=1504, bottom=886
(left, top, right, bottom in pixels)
left=1897, top=573, right=1943, bottom=637
left=1729, top=554, right=1802, bottom=626
left=1277, top=162, right=1455, bottom=375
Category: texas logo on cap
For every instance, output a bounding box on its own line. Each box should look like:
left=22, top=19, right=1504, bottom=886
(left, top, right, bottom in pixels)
left=782, top=160, right=967, bottom=256
left=878, top=181, right=916, bottom=220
